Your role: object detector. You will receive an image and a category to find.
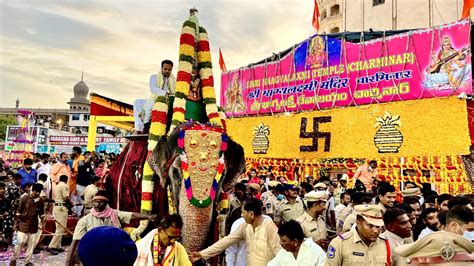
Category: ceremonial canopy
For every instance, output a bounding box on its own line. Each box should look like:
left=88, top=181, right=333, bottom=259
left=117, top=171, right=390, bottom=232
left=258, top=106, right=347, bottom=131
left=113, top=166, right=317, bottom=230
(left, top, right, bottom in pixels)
left=86, top=92, right=134, bottom=151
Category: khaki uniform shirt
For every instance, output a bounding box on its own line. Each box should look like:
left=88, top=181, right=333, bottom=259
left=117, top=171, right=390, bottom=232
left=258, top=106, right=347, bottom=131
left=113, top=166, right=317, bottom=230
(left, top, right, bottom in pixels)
left=83, top=184, right=99, bottom=209
left=337, top=205, right=354, bottom=233
left=260, top=191, right=278, bottom=216
left=275, top=198, right=305, bottom=224
left=342, top=212, right=357, bottom=233
left=377, top=203, right=387, bottom=214
left=200, top=218, right=281, bottom=266
left=296, top=212, right=327, bottom=242
left=53, top=181, right=68, bottom=203
left=72, top=211, right=132, bottom=240
left=326, top=227, right=388, bottom=266
left=382, top=231, right=413, bottom=266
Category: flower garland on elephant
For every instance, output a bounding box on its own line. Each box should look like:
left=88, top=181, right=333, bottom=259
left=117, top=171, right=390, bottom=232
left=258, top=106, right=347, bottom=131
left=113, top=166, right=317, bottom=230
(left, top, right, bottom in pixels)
left=170, top=14, right=222, bottom=133
left=131, top=10, right=225, bottom=240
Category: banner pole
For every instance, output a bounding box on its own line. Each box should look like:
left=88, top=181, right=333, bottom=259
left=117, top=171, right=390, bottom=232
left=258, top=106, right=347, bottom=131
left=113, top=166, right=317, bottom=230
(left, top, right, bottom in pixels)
left=86, top=115, right=97, bottom=152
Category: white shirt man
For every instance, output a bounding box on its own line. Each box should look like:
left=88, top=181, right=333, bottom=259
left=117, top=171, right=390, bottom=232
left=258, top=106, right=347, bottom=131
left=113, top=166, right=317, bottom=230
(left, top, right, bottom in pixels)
left=225, top=215, right=272, bottom=266
left=335, top=192, right=351, bottom=221
left=418, top=227, right=436, bottom=239
left=36, top=161, right=51, bottom=177
left=334, top=201, right=345, bottom=220
left=268, top=238, right=326, bottom=266
left=36, top=161, right=52, bottom=198
left=133, top=60, right=176, bottom=132
left=190, top=198, right=281, bottom=266
left=268, top=220, right=326, bottom=266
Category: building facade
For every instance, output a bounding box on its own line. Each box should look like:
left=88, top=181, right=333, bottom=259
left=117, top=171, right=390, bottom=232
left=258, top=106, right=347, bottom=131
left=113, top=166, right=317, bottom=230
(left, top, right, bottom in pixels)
left=343, top=0, right=469, bottom=32
left=318, top=0, right=343, bottom=34
left=67, top=76, right=91, bottom=134
left=0, top=75, right=107, bottom=134
left=317, top=0, right=470, bottom=34
left=0, top=107, right=69, bottom=129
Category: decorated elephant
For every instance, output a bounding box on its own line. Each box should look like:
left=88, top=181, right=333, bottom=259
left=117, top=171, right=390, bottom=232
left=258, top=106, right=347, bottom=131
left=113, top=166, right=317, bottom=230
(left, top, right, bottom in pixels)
left=142, top=122, right=244, bottom=252
left=129, top=9, right=246, bottom=254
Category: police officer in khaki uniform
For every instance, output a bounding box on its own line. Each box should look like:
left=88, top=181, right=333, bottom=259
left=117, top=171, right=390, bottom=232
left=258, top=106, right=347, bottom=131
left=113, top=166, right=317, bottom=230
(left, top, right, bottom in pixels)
left=46, top=174, right=69, bottom=254
left=400, top=187, right=422, bottom=198
left=326, top=204, right=389, bottom=266
left=275, top=182, right=305, bottom=226
left=395, top=231, right=474, bottom=265
left=261, top=181, right=280, bottom=218
left=296, top=191, right=329, bottom=249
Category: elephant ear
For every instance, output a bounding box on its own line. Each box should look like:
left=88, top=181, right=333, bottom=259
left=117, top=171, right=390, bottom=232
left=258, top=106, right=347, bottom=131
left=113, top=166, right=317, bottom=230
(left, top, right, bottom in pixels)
left=148, top=139, right=168, bottom=188
left=222, top=137, right=246, bottom=188
left=148, top=126, right=181, bottom=188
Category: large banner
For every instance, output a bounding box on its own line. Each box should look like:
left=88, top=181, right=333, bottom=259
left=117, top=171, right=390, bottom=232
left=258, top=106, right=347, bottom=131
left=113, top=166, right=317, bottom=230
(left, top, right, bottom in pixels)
left=226, top=97, right=470, bottom=159
left=221, top=20, right=471, bottom=117
left=49, top=136, right=125, bottom=146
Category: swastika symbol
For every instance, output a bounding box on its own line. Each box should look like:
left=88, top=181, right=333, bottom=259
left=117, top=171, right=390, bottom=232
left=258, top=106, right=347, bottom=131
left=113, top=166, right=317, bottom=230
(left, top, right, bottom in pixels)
left=299, top=116, right=331, bottom=152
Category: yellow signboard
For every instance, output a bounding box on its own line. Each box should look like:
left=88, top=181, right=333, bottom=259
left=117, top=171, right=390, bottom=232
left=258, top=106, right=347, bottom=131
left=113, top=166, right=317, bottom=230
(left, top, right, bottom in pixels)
left=226, top=97, right=470, bottom=159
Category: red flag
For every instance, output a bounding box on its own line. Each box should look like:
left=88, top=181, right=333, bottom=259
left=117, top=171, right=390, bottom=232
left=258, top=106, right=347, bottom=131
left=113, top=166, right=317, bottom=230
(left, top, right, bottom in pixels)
left=462, top=0, right=474, bottom=19
left=218, top=48, right=227, bottom=72
left=312, top=0, right=320, bottom=31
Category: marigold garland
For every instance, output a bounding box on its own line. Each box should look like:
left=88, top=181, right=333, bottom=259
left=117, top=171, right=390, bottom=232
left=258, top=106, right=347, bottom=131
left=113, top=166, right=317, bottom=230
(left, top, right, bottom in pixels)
left=141, top=96, right=169, bottom=214
left=169, top=20, right=197, bottom=133
left=197, top=26, right=222, bottom=127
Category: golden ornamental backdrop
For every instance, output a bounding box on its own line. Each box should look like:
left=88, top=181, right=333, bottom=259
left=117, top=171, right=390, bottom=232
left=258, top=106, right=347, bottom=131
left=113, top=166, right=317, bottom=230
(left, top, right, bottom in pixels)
left=227, top=96, right=470, bottom=160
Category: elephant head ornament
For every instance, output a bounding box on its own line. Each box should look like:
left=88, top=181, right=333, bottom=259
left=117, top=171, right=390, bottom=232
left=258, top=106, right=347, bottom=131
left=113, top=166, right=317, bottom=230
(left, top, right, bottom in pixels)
left=134, top=122, right=245, bottom=252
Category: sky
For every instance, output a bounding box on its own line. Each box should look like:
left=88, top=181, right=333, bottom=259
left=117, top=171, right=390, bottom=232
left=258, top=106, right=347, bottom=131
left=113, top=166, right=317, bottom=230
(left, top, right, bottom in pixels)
left=0, top=0, right=315, bottom=108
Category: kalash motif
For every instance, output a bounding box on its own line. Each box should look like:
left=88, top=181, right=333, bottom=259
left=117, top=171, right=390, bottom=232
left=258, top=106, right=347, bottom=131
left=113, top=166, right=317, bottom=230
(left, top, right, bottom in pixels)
left=130, top=8, right=245, bottom=255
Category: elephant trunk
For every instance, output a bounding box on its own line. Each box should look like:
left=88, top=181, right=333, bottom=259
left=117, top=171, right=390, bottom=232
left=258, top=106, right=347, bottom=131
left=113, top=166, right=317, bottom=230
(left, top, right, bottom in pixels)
left=178, top=183, right=214, bottom=253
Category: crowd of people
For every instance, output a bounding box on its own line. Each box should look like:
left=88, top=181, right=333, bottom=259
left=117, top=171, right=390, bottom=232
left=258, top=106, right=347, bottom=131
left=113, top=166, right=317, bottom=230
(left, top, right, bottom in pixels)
left=0, top=152, right=473, bottom=265
left=197, top=164, right=473, bottom=266
left=0, top=148, right=120, bottom=265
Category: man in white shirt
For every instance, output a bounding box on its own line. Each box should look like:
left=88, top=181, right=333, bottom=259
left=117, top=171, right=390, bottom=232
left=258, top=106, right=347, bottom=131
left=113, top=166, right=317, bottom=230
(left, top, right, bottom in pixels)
left=133, top=60, right=176, bottom=133
left=225, top=215, right=272, bottom=266
left=32, top=153, right=41, bottom=169
left=315, top=182, right=335, bottom=229
left=417, top=207, right=439, bottom=240
left=268, top=220, right=326, bottom=265
left=334, top=191, right=351, bottom=221
left=190, top=198, right=281, bottom=266
left=35, top=153, right=52, bottom=198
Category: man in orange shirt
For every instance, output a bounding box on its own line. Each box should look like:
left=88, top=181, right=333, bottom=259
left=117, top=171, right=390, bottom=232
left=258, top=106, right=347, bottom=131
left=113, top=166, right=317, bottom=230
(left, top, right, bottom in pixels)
left=50, top=153, right=71, bottom=199
left=353, top=160, right=378, bottom=190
